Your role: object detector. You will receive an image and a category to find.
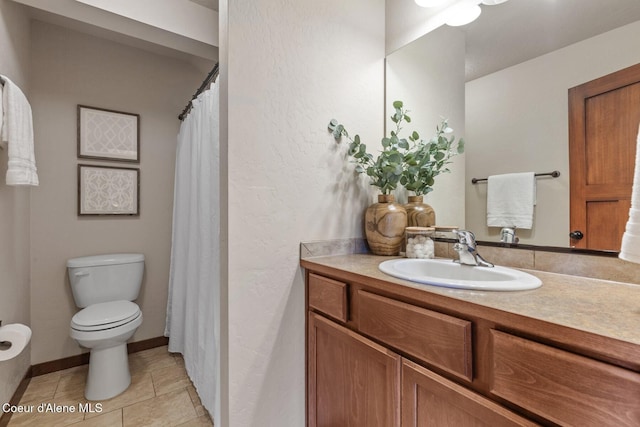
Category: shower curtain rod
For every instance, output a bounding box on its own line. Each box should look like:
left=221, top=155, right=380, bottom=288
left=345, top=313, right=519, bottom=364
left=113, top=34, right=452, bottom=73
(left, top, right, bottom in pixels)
left=178, top=62, right=219, bottom=121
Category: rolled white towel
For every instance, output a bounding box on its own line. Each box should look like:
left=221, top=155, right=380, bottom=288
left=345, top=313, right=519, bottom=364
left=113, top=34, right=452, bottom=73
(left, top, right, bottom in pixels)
left=620, top=232, right=640, bottom=263
left=624, top=221, right=640, bottom=236
left=619, top=123, right=640, bottom=263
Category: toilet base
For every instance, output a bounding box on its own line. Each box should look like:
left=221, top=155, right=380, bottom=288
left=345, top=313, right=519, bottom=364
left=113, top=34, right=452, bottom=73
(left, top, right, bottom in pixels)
left=85, top=343, right=131, bottom=401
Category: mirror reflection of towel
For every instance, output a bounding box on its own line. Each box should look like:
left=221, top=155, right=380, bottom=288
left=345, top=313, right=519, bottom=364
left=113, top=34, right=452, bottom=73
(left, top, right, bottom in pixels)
left=487, top=172, right=535, bottom=229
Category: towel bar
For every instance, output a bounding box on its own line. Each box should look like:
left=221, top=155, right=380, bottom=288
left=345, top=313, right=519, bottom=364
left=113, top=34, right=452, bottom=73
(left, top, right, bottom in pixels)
left=471, top=170, right=560, bottom=184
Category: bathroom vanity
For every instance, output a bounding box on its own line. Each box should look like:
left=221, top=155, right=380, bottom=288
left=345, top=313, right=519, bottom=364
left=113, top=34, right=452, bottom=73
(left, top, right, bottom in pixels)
left=301, top=254, right=640, bottom=427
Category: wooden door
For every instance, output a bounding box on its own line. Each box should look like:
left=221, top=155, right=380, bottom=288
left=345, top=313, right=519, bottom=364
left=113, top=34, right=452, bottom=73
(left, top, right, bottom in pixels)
left=308, top=313, right=401, bottom=427
left=401, top=359, right=538, bottom=427
left=569, top=63, right=640, bottom=250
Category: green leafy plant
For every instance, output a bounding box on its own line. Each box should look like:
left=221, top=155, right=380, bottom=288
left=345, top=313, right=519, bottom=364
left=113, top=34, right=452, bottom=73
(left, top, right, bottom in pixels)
left=329, top=100, right=465, bottom=195
left=401, top=117, right=465, bottom=195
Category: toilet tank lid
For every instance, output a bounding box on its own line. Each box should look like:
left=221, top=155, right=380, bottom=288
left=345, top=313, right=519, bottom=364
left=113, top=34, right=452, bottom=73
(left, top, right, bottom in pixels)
left=67, top=253, right=145, bottom=268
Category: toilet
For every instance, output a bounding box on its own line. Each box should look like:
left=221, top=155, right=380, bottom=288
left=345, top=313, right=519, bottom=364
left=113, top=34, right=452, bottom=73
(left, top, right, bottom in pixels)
left=67, top=253, right=144, bottom=401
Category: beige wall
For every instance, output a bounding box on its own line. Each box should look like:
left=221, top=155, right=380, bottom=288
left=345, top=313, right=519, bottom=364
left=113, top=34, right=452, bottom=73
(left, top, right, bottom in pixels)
left=466, top=20, right=640, bottom=246
left=386, top=25, right=466, bottom=227
left=28, top=21, right=204, bottom=364
left=223, top=0, right=385, bottom=425
left=0, top=0, right=32, bottom=409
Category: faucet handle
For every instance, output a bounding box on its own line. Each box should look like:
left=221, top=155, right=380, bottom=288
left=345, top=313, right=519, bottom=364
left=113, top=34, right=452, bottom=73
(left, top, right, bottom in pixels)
left=455, top=230, right=476, bottom=246
left=453, top=230, right=494, bottom=268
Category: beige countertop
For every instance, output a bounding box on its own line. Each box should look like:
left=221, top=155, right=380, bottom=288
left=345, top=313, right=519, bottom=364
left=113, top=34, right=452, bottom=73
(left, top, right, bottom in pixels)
left=301, top=254, right=640, bottom=347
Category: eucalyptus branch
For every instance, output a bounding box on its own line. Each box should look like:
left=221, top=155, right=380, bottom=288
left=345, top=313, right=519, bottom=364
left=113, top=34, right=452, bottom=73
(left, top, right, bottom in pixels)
left=329, top=101, right=465, bottom=196
left=401, top=118, right=465, bottom=195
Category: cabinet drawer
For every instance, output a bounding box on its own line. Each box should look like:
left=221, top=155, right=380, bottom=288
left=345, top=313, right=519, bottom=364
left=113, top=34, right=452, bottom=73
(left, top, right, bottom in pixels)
left=491, top=330, right=640, bottom=427
left=358, top=290, right=472, bottom=381
left=308, top=273, right=348, bottom=323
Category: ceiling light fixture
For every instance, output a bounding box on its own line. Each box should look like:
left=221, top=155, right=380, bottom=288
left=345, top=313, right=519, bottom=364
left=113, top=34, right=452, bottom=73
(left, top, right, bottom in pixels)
left=414, top=0, right=510, bottom=29
left=481, top=0, right=510, bottom=5
left=415, top=0, right=449, bottom=8
left=445, top=3, right=482, bottom=26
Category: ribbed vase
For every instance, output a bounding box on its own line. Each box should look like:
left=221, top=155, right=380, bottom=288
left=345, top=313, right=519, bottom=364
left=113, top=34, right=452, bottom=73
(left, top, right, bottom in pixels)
left=404, top=195, right=436, bottom=227
left=365, top=194, right=407, bottom=256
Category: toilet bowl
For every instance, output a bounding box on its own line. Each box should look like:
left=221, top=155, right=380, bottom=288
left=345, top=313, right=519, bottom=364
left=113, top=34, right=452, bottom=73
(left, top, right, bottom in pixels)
left=67, top=254, right=145, bottom=401
left=70, top=301, right=143, bottom=400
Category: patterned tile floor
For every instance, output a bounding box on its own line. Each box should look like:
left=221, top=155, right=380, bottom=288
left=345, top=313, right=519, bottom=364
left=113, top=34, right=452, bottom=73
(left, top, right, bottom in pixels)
left=7, top=346, right=213, bottom=427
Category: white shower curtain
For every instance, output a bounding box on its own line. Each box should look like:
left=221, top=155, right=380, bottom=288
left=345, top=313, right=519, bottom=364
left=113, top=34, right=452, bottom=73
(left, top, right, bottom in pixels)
left=165, top=81, right=220, bottom=424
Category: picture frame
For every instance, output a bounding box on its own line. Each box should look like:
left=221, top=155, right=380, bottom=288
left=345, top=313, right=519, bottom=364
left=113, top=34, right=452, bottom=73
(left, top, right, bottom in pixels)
left=78, top=164, right=140, bottom=216
left=77, top=105, right=140, bottom=162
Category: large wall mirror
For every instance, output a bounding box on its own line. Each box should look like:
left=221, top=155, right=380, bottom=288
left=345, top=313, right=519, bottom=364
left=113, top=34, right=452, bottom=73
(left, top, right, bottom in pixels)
left=386, top=0, right=640, bottom=252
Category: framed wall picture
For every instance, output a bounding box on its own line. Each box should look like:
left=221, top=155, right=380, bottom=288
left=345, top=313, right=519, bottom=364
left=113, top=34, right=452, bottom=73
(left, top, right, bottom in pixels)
left=78, top=105, right=140, bottom=162
left=78, top=164, right=140, bottom=216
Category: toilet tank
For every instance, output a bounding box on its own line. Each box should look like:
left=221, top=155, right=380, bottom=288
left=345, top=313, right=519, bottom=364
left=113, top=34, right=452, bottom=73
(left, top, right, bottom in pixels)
left=67, top=253, right=145, bottom=308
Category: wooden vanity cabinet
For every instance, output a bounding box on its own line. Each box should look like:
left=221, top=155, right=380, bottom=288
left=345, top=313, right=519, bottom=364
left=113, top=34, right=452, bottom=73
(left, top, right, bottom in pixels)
left=306, top=273, right=533, bottom=427
left=305, top=268, right=640, bottom=427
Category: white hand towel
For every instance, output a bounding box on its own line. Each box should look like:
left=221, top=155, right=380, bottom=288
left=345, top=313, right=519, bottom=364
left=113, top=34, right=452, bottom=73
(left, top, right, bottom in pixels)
left=1, top=75, right=39, bottom=186
left=487, top=172, right=535, bottom=229
left=619, top=124, right=640, bottom=263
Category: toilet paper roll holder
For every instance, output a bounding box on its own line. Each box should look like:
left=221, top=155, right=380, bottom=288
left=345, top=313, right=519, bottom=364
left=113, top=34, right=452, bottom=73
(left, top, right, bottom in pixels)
left=0, top=321, right=32, bottom=361
left=0, top=320, right=8, bottom=350
left=0, top=320, right=12, bottom=350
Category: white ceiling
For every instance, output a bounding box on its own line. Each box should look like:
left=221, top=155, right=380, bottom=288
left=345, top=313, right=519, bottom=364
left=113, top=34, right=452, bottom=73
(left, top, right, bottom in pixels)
left=388, top=0, right=640, bottom=82
left=463, top=0, right=640, bottom=81
left=14, top=0, right=640, bottom=82
left=189, top=0, right=217, bottom=11
left=12, top=0, right=218, bottom=73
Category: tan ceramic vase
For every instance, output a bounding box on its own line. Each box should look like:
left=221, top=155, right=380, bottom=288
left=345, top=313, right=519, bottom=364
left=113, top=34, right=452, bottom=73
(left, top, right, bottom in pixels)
left=404, top=195, right=436, bottom=227
left=365, top=194, right=407, bottom=256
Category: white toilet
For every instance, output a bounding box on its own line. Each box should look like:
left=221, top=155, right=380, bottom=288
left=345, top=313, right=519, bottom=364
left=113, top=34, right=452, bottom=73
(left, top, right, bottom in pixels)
left=67, top=253, right=144, bottom=401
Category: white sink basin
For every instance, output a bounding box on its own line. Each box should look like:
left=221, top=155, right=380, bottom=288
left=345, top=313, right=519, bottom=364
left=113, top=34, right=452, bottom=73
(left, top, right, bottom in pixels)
left=378, top=258, right=542, bottom=291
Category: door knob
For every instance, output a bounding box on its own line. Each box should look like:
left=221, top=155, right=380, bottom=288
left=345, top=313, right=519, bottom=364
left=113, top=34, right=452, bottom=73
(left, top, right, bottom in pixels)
left=569, top=230, right=584, bottom=240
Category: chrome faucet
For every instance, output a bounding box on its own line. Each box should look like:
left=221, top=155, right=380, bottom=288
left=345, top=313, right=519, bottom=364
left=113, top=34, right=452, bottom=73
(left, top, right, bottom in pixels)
left=453, top=230, right=494, bottom=267
left=500, top=227, right=519, bottom=244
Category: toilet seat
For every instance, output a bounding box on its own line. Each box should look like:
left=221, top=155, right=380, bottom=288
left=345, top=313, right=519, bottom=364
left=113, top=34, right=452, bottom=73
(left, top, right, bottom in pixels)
left=71, top=301, right=141, bottom=332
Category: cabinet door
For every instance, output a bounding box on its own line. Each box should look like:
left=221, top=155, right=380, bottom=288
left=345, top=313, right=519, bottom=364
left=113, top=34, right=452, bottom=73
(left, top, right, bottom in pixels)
left=308, top=312, right=401, bottom=427
left=402, top=359, right=538, bottom=427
